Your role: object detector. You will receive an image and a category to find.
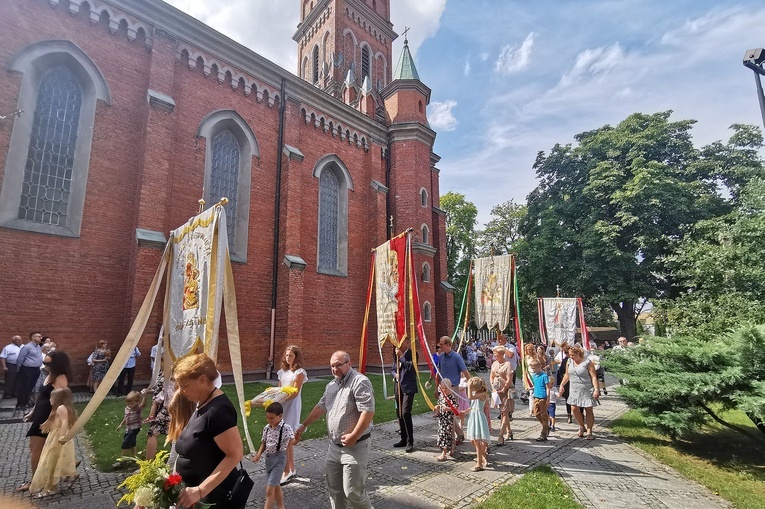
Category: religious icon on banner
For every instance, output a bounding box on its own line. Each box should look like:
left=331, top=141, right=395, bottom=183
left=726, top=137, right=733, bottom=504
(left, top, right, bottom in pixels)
left=473, top=254, right=513, bottom=330
left=183, top=252, right=200, bottom=310
left=375, top=235, right=406, bottom=346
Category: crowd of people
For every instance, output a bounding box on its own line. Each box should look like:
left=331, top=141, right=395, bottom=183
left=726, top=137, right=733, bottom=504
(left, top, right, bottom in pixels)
left=0, top=331, right=628, bottom=508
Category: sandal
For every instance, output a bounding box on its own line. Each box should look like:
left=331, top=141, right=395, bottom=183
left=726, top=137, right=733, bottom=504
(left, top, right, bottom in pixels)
left=577, top=428, right=585, bottom=438
left=496, top=436, right=504, bottom=446
left=472, top=466, right=484, bottom=472
left=585, top=433, right=595, bottom=440
left=16, top=482, right=30, bottom=493
left=435, top=454, right=447, bottom=462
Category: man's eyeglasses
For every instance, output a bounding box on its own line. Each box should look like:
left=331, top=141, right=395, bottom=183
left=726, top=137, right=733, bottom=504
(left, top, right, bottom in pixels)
left=330, top=360, right=349, bottom=369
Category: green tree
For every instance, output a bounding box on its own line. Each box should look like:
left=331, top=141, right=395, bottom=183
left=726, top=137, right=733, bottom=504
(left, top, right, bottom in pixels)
left=478, top=200, right=527, bottom=255
left=440, top=191, right=478, bottom=324
left=603, top=327, right=765, bottom=440
left=658, top=177, right=765, bottom=338
left=517, top=112, right=761, bottom=340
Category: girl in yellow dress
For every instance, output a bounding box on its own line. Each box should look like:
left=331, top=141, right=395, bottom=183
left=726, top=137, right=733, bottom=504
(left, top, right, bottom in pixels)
left=29, top=387, right=78, bottom=497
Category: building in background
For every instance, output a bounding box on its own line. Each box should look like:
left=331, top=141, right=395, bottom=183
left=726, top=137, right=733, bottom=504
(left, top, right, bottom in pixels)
left=0, top=0, right=452, bottom=384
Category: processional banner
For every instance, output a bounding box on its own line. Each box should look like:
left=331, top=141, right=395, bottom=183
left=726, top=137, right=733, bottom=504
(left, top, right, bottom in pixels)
left=542, top=297, right=578, bottom=345
left=166, top=206, right=227, bottom=361
left=64, top=203, right=255, bottom=453
left=473, top=254, right=513, bottom=330
left=374, top=234, right=407, bottom=346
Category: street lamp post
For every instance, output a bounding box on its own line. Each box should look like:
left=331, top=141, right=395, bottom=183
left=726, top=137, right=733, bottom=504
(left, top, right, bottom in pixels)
left=743, top=48, right=765, bottom=131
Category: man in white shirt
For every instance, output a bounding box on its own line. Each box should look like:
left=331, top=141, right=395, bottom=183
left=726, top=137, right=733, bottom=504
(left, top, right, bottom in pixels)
left=116, top=347, right=141, bottom=396
left=1, top=335, right=23, bottom=399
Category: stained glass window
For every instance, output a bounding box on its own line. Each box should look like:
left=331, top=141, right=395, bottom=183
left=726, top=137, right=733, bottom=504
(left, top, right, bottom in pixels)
left=18, top=67, right=81, bottom=226
left=210, top=130, right=240, bottom=248
left=318, top=169, right=339, bottom=270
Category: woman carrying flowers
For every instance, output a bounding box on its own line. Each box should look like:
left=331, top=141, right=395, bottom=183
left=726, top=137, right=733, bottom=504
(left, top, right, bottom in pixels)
left=170, top=353, right=243, bottom=508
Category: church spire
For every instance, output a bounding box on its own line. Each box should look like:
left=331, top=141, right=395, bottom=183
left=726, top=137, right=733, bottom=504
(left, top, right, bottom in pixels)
left=393, top=32, right=420, bottom=81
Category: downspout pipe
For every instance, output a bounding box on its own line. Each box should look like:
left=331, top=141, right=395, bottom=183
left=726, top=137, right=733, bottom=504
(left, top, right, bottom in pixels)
left=268, top=77, right=287, bottom=379
left=385, top=141, right=392, bottom=240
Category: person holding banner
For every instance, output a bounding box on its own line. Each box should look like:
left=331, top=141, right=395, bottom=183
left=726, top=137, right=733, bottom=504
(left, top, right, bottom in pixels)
left=171, top=353, right=243, bottom=508
left=392, top=338, right=417, bottom=452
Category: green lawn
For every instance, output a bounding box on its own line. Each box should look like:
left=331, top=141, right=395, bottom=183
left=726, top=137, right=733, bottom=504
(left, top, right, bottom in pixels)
left=473, top=464, right=582, bottom=509
left=611, top=409, right=765, bottom=509
left=79, top=372, right=438, bottom=471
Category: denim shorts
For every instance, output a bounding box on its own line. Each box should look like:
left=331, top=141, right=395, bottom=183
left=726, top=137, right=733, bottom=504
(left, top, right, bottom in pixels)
left=265, top=450, right=287, bottom=486
left=121, top=427, right=140, bottom=449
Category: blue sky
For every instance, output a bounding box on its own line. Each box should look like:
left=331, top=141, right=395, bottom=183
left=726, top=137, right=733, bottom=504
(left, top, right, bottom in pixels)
left=165, top=0, right=765, bottom=224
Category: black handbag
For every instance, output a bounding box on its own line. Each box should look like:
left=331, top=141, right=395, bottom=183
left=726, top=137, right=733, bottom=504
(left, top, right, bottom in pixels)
left=226, top=462, right=254, bottom=509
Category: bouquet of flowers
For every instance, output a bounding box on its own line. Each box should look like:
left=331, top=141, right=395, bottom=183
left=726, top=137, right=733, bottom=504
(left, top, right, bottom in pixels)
left=245, top=385, right=298, bottom=416
left=118, top=450, right=210, bottom=509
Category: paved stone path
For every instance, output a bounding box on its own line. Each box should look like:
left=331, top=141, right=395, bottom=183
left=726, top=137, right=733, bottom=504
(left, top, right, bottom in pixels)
left=0, top=382, right=731, bottom=509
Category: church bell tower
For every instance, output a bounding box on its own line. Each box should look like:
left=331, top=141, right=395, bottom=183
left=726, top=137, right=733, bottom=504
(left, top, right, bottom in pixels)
left=293, top=0, right=397, bottom=99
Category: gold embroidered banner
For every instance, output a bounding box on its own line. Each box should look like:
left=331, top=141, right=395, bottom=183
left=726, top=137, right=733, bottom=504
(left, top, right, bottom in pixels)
left=166, top=206, right=226, bottom=361
left=374, top=234, right=407, bottom=347
left=473, top=254, right=513, bottom=330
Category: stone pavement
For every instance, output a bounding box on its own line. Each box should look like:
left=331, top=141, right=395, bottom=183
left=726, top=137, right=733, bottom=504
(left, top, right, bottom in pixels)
left=0, top=382, right=731, bottom=509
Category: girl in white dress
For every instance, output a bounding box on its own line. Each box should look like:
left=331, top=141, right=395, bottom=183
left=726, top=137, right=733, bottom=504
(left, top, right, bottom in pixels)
left=277, top=345, right=307, bottom=484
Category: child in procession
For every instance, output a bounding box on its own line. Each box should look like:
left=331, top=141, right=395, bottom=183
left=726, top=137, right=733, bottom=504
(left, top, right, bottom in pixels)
left=530, top=359, right=554, bottom=441
left=29, top=387, right=78, bottom=497
left=114, top=390, right=146, bottom=469
left=253, top=402, right=294, bottom=509
left=465, top=377, right=490, bottom=471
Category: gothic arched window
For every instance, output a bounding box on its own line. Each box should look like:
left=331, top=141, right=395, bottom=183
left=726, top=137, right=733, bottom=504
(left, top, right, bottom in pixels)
left=421, top=224, right=429, bottom=245
left=420, top=188, right=428, bottom=207
left=422, top=262, right=431, bottom=283
left=314, top=155, right=353, bottom=276
left=210, top=130, right=240, bottom=247
left=198, top=110, right=259, bottom=262
left=423, top=302, right=432, bottom=322
left=18, top=67, right=81, bottom=226
left=0, top=41, right=110, bottom=237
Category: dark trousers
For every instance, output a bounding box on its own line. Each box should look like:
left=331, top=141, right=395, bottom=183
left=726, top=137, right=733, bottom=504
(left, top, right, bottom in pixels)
left=396, top=389, right=415, bottom=444
left=117, top=366, right=136, bottom=396
left=15, top=365, right=39, bottom=408
left=3, top=362, right=18, bottom=398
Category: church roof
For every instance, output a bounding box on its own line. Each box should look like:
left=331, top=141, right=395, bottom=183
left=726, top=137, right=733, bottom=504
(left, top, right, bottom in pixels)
left=393, top=39, right=420, bottom=81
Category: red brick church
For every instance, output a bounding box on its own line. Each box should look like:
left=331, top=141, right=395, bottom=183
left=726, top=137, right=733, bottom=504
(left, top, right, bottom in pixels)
left=0, top=0, right=453, bottom=384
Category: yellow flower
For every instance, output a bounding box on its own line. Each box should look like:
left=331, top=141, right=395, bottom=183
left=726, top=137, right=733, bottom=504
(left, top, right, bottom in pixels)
left=244, top=400, right=251, bottom=417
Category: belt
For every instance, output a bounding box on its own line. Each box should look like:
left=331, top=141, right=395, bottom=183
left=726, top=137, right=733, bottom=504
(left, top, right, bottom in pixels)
left=334, top=433, right=371, bottom=446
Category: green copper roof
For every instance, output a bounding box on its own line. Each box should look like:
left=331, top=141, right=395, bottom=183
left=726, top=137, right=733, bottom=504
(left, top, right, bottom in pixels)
left=393, top=40, right=420, bottom=81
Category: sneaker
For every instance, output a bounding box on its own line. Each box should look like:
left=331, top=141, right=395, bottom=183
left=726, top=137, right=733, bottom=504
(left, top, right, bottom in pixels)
left=393, top=440, right=407, bottom=448
left=280, top=470, right=295, bottom=485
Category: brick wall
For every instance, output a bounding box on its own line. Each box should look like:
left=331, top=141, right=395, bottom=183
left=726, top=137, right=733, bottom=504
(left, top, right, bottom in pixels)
left=0, top=0, right=450, bottom=385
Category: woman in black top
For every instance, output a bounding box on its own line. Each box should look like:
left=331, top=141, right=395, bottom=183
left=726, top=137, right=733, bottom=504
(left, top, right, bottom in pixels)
left=17, top=350, right=72, bottom=492
left=170, top=353, right=243, bottom=508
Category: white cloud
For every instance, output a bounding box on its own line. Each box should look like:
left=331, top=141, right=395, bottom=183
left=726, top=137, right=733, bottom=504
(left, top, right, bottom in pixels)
left=495, top=32, right=536, bottom=75
left=391, top=0, right=447, bottom=61
left=428, top=100, right=458, bottom=131
left=464, top=58, right=471, bottom=77
left=163, top=0, right=447, bottom=77
left=480, top=52, right=489, bottom=62
left=558, top=43, right=625, bottom=88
